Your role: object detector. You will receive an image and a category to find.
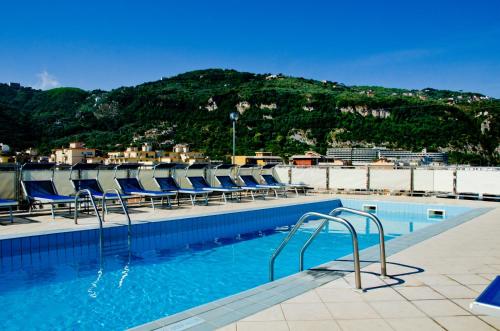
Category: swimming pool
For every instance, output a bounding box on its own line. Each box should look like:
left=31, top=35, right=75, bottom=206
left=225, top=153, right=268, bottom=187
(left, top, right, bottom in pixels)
left=0, top=199, right=472, bottom=330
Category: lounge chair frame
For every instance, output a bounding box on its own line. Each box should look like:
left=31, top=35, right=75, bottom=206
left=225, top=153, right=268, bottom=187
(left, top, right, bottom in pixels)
left=185, top=163, right=242, bottom=204
left=261, top=163, right=311, bottom=197
left=0, top=199, right=17, bottom=223
left=152, top=163, right=211, bottom=206
left=113, top=163, right=174, bottom=210
left=20, top=163, right=74, bottom=219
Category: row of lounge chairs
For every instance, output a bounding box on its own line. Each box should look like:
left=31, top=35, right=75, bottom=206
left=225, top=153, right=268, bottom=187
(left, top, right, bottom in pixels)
left=0, top=162, right=310, bottom=221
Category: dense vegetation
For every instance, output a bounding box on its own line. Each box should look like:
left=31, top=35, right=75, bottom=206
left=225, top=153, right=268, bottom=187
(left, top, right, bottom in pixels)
left=0, top=69, right=499, bottom=165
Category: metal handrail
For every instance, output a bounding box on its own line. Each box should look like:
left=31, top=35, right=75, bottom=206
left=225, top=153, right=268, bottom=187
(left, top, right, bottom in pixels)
left=329, top=207, right=387, bottom=277
left=269, top=212, right=362, bottom=289
left=74, top=189, right=104, bottom=251
left=101, top=189, right=132, bottom=238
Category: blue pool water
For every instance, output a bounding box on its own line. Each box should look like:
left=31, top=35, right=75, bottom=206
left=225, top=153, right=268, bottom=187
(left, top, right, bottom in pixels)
left=0, top=199, right=471, bottom=330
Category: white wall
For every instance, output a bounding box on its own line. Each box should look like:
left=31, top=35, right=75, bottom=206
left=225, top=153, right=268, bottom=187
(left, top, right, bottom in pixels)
left=413, top=169, right=435, bottom=191
left=291, top=167, right=327, bottom=189
left=274, top=167, right=290, bottom=184
left=370, top=169, right=411, bottom=191
left=433, top=169, right=454, bottom=192
left=330, top=168, right=366, bottom=190
left=457, top=169, right=500, bottom=195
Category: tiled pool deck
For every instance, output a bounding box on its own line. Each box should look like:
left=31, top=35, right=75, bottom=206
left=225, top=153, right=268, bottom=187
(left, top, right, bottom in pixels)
left=214, top=198, right=500, bottom=331
left=1, top=194, right=500, bottom=331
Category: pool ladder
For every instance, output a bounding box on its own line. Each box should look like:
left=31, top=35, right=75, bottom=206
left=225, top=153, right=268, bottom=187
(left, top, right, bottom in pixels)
left=269, top=207, right=387, bottom=290
left=73, top=189, right=132, bottom=252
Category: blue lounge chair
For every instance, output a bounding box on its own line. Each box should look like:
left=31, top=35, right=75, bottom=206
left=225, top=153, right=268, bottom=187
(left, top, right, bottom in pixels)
left=182, top=163, right=242, bottom=203
left=70, top=163, right=129, bottom=200
left=261, top=163, right=310, bottom=196
left=72, top=179, right=121, bottom=199
left=21, top=163, right=75, bottom=219
left=237, top=164, right=285, bottom=198
left=187, top=176, right=242, bottom=203
left=153, top=163, right=212, bottom=206
left=240, top=174, right=282, bottom=198
left=213, top=163, right=266, bottom=200
left=470, top=276, right=500, bottom=317
left=0, top=199, right=17, bottom=223
left=114, top=163, right=175, bottom=210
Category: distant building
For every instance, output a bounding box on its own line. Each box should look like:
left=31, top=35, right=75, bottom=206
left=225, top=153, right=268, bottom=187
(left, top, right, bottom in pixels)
left=107, top=143, right=208, bottom=165
left=159, top=144, right=209, bottom=165
left=321, top=159, right=351, bottom=166
left=107, top=144, right=157, bottom=165
left=378, top=148, right=447, bottom=164
left=234, top=151, right=283, bottom=166
left=9, top=82, right=21, bottom=89
left=369, top=158, right=395, bottom=168
left=51, top=142, right=96, bottom=165
left=326, top=147, right=447, bottom=165
left=327, top=148, right=378, bottom=165
left=290, top=151, right=322, bottom=166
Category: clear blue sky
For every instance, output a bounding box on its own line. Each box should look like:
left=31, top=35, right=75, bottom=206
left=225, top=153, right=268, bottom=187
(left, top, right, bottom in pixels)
left=1, top=0, right=499, bottom=97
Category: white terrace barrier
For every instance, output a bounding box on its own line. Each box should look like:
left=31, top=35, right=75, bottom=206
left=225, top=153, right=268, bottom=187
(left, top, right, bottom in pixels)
left=274, top=166, right=500, bottom=197
left=1, top=165, right=500, bottom=204
left=456, top=168, right=500, bottom=195
left=370, top=168, right=411, bottom=192
left=330, top=168, right=366, bottom=191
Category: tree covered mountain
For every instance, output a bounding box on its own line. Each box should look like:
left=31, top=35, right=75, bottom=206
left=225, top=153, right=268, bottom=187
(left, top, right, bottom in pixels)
left=0, top=69, right=498, bottom=165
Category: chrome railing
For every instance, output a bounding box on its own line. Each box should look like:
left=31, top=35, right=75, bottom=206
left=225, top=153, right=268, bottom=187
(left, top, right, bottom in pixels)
left=74, top=189, right=104, bottom=251
left=329, top=207, right=387, bottom=277
left=102, top=189, right=132, bottom=239
left=269, top=212, right=362, bottom=289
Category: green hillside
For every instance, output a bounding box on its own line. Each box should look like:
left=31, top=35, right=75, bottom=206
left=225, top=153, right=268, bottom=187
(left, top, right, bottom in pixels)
left=0, top=69, right=498, bottom=165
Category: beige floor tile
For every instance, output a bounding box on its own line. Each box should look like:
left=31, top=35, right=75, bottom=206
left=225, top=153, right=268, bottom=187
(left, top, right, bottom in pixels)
left=469, top=265, right=499, bottom=274
left=412, top=299, right=470, bottom=317
left=451, top=299, right=483, bottom=315
left=479, top=316, right=500, bottom=329
left=319, top=277, right=352, bottom=289
left=241, top=305, right=285, bottom=322
left=386, top=317, right=444, bottom=331
left=487, top=264, right=500, bottom=272
left=287, top=320, right=341, bottom=331
left=360, top=287, right=405, bottom=301
left=344, top=273, right=386, bottom=288
left=280, top=303, right=333, bottom=321
left=316, top=288, right=363, bottom=303
left=236, top=321, right=290, bottom=331
left=325, top=302, right=379, bottom=319
left=368, top=300, right=424, bottom=318
left=446, top=274, right=491, bottom=285
left=337, top=319, right=392, bottom=331
left=384, top=263, right=417, bottom=276
left=392, top=275, right=425, bottom=287
left=467, top=284, right=488, bottom=293
left=434, top=315, right=496, bottom=331
left=414, top=274, right=459, bottom=286
left=284, top=290, right=323, bottom=304
left=216, top=323, right=236, bottom=331
left=431, top=285, right=478, bottom=299
left=396, top=286, right=444, bottom=300
left=478, top=273, right=498, bottom=281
